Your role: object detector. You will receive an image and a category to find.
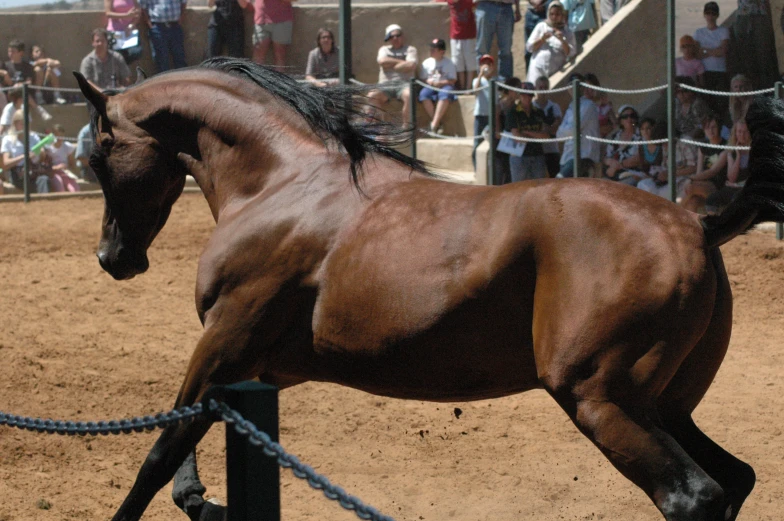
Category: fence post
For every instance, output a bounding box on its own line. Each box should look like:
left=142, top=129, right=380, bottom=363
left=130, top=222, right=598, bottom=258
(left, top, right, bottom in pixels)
left=22, top=84, right=31, bottom=203
left=666, top=0, right=676, bottom=203
left=223, top=381, right=280, bottom=521
left=572, top=79, right=581, bottom=178
left=410, top=77, right=417, bottom=160
left=777, top=82, right=783, bottom=240
left=488, top=79, right=497, bottom=185
left=338, top=0, right=352, bottom=85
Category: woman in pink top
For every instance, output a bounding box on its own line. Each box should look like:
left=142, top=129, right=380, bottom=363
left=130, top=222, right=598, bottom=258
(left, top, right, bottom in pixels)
left=675, top=35, right=705, bottom=87
left=105, top=0, right=140, bottom=32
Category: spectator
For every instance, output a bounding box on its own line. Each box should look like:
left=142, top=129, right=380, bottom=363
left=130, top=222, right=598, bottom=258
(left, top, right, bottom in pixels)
left=252, top=0, right=296, bottom=71
left=637, top=139, right=698, bottom=200
left=634, top=117, right=666, bottom=185
left=0, top=87, right=27, bottom=135
left=526, top=1, right=575, bottom=84
left=434, top=0, right=477, bottom=91
left=524, top=0, right=550, bottom=70
left=46, top=124, right=80, bottom=193
left=1, top=109, right=50, bottom=193
left=366, top=24, right=418, bottom=127
left=555, top=72, right=600, bottom=178
left=105, top=0, right=143, bottom=64
left=596, top=89, right=615, bottom=137
left=681, top=112, right=728, bottom=212
left=2, top=40, right=52, bottom=121
left=207, top=0, right=247, bottom=59
left=602, top=104, right=641, bottom=185
left=30, top=45, right=66, bottom=105
left=305, top=28, right=339, bottom=86
left=533, top=75, right=562, bottom=177
left=706, top=118, right=750, bottom=213
left=140, top=0, right=188, bottom=72
left=75, top=123, right=97, bottom=183
left=694, top=1, right=730, bottom=115
left=722, top=73, right=752, bottom=139
left=674, top=76, right=710, bottom=139
left=418, top=38, right=457, bottom=134
left=732, top=0, right=778, bottom=89
left=676, top=35, right=705, bottom=87
left=80, top=28, right=132, bottom=90
left=471, top=54, right=494, bottom=170
left=560, top=0, right=596, bottom=56
left=475, top=0, right=521, bottom=81
left=502, top=79, right=549, bottom=182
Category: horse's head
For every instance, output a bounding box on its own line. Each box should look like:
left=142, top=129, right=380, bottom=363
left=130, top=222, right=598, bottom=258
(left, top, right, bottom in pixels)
left=75, top=73, right=189, bottom=280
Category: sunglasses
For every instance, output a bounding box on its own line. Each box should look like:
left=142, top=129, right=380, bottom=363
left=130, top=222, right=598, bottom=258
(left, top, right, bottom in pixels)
left=388, top=33, right=402, bottom=39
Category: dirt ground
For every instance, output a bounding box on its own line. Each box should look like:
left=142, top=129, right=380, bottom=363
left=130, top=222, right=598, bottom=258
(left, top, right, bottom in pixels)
left=0, top=193, right=782, bottom=521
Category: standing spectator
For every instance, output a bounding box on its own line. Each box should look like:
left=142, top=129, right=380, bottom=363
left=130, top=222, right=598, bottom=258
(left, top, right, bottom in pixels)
left=681, top=112, right=728, bottom=212
left=533, top=75, right=562, bottom=177
left=560, top=0, right=596, bottom=56
left=46, top=124, right=80, bottom=193
left=80, top=29, right=132, bottom=90
left=366, top=24, right=418, bottom=127
left=525, top=1, right=575, bottom=84
left=694, top=1, right=730, bottom=115
left=674, top=76, right=710, bottom=139
left=502, top=80, right=549, bottom=182
left=601, top=104, right=642, bottom=185
left=305, top=28, right=339, bottom=86
left=732, top=0, right=778, bottom=89
left=207, top=0, right=247, bottom=58
left=30, top=45, right=66, bottom=105
left=475, top=0, right=521, bottom=81
left=2, top=40, right=52, bottom=121
left=524, top=0, right=550, bottom=69
left=676, top=35, right=705, bottom=87
left=471, top=54, right=494, bottom=170
left=252, top=0, right=296, bottom=71
left=105, top=0, right=143, bottom=63
left=418, top=38, right=457, bottom=134
left=555, top=72, right=600, bottom=177
left=706, top=118, right=750, bottom=213
left=434, top=0, right=477, bottom=91
left=1, top=110, right=50, bottom=194
left=140, top=0, right=188, bottom=72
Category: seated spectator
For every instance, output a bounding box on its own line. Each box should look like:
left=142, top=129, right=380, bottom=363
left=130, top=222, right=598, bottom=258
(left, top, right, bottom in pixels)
left=502, top=79, right=549, bottom=182
left=46, top=124, right=80, bottom=193
left=595, top=89, right=615, bottom=137
left=305, top=28, right=339, bottom=87
left=206, top=0, right=247, bottom=59
left=637, top=139, right=697, bottom=200
left=629, top=117, right=665, bottom=189
left=2, top=39, right=52, bottom=121
left=721, top=73, right=752, bottom=139
left=472, top=54, right=495, bottom=170
left=533, top=75, right=562, bottom=177
left=75, top=123, right=97, bottom=183
left=525, top=1, right=575, bottom=84
left=675, top=75, right=710, bottom=139
left=681, top=113, right=728, bottom=212
left=418, top=38, right=457, bottom=134
left=367, top=24, right=418, bottom=126
left=556, top=72, right=600, bottom=178
left=30, top=45, right=66, bottom=105
left=602, top=104, right=642, bottom=185
left=0, top=87, right=26, bottom=135
left=676, top=35, right=705, bottom=87
left=705, top=118, right=750, bottom=214
left=1, top=109, right=50, bottom=193
left=80, top=28, right=132, bottom=90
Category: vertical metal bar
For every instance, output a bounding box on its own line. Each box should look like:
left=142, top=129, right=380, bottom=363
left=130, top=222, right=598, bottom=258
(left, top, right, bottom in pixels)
left=224, top=381, right=280, bottom=521
left=776, top=82, right=783, bottom=240
left=572, top=79, right=581, bottom=178
left=22, top=84, right=31, bottom=203
left=338, top=0, right=352, bottom=85
left=410, top=77, right=417, bottom=159
left=667, top=0, right=676, bottom=203
left=488, top=80, right=497, bottom=185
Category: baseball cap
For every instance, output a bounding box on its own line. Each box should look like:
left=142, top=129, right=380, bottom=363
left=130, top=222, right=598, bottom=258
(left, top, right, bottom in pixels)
left=479, top=54, right=494, bottom=65
left=703, top=1, right=719, bottom=14
left=384, top=24, right=402, bottom=42
left=521, top=81, right=536, bottom=94
left=429, top=38, right=446, bottom=51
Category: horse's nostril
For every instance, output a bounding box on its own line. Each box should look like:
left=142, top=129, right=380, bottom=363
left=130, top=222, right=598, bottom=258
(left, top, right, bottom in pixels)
left=97, top=251, right=110, bottom=270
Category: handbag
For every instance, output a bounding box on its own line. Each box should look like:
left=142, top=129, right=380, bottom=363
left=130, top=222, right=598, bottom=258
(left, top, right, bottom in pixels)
left=563, top=0, right=597, bottom=32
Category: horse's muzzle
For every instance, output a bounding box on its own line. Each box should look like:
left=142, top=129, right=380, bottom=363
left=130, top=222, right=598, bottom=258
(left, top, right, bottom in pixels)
left=97, top=246, right=149, bottom=280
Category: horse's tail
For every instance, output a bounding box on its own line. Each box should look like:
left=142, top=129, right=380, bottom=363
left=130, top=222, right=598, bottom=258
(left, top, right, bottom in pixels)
left=702, top=96, right=784, bottom=248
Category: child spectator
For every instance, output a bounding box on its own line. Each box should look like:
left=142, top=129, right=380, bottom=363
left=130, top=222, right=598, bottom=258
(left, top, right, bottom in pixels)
left=1, top=109, right=50, bottom=193
left=502, top=79, right=549, bottom=181
left=533, top=75, right=562, bottom=177
left=46, top=124, right=80, bottom=193
left=681, top=112, right=728, bottom=212
left=0, top=87, right=26, bottom=135
left=676, top=35, right=705, bottom=87
left=207, top=0, right=248, bottom=59
left=305, top=28, right=339, bottom=86
left=252, top=0, right=297, bottom=71
left=694, top=1, right=729, bottom=115
left=471, top=54, right=494, bottom=170
left=722, top=73, right=752, bottom=139
left=30, top=45, right=66, bottom=105
left=434, top=0, right=477, bottom=91
left=525, top=1, right=575, bottom=84
left=418, top=38, right=458, bottom=134
left=2, top=40, right=52, bottom=121
left=367, top=24, right=418, bottom=127
left=637, top=139, right=697, bottom=200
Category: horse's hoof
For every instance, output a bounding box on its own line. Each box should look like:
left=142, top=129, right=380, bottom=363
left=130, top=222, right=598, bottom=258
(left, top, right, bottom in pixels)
left=199, top=499, right=226, bottom=521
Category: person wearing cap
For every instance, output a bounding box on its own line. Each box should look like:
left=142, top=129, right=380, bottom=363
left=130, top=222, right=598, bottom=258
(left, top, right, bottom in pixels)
left=1, top=109, right=50, bottom=194
left=501, top=79, right=550, bottom=182
left=474, top=0, right=521, bottom=82
left=676, top=35, right=705, bottom=87
left=251, top=0, right=297, bottom=72
left=555, top=72, right=600, bottom=177
left=418, top=38, right=458, bottom=134
left=433, top=0, right=477, bottom=91
left=693, top=1, right=729, bottom=114
left=366, top=24, right=418, bottom=126
left=471, top=54, right=495, bottom=170
left=601, top=104, right=642, bottom=185
left=525, top=1, right=575, bottom=84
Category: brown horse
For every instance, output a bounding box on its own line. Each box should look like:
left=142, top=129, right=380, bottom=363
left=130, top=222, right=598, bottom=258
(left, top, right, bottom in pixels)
left=74, top=57, right=782, bottom=521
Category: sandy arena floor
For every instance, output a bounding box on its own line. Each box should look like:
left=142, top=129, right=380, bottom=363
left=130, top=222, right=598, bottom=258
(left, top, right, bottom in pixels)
left=0, top=193, right=781, bottom=521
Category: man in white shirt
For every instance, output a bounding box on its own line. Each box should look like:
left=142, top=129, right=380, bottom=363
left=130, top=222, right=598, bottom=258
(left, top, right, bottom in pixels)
left=366, top=24, right=418, bottom=126
left=556, top=72, right=600, bottom=177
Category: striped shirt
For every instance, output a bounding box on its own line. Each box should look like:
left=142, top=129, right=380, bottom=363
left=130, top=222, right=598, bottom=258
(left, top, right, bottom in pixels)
left=140, top=0, right=186, bottom=23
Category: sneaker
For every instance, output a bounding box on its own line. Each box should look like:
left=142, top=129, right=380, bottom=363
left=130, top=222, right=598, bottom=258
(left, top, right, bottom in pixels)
left=54, top=96, right=67, bottom=105
left=36, top=105, right=53, bottom=121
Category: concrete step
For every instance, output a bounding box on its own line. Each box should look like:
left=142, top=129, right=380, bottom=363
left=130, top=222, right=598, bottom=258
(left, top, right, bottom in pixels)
left=416, top=136, right=476, bottom=174
left=384, top=94, right=477, bottom=137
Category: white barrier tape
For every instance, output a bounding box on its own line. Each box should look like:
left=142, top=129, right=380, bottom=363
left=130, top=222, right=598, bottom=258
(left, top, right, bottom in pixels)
left=679, top=137, right=751, bottom=151
left=419, top=128, right=476, bottom=141
left=585, top=135, right=668, bottom=146
left=414, top=79, right=488, bottom=95
left=580, top=82, right=668, bottom=95
left=499, top=131, right=573, bottom=143
left=497, top=81, right=572, bottom=95
left=28, top=85, right=83, bottom=93
left=677, top=83, right=775, bottom=97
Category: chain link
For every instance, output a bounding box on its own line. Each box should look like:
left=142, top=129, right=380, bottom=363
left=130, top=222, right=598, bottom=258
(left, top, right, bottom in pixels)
left=499, top=131, right=573, bottom=143
left=496, top=81, right=571, bottom=95
left=677, top=83, right=775, bottom=97
left=413, top=79, right=488, bottom=95
left=585, top=135, right=669, bottom=146
left=580, top=82, right=668, bottom=95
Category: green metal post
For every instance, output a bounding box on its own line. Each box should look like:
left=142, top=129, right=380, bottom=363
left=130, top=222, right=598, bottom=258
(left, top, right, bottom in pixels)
left=22, top=84, right=30, bottom=203
left=223, top=381, right=280, bottom=521
left=776, top=82, right=783, bottom=240
left=338, top=0, right=352, bottom=85
left=572, top=79, right=581, bottom=178
left=410, top=77, right=417, bottom=159
left=488, top=80, right=497, bottom=185
left=666, top=0, right=676, bottom=202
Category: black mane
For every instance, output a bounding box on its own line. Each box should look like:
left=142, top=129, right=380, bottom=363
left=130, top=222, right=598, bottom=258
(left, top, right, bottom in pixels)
left=199, top=57, right=433, bottom=189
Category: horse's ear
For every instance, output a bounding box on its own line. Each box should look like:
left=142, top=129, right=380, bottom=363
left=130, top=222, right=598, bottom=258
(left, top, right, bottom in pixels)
left=73, top=71, right=108, bottom=117
left=135, top=67, right=147, bottom=84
